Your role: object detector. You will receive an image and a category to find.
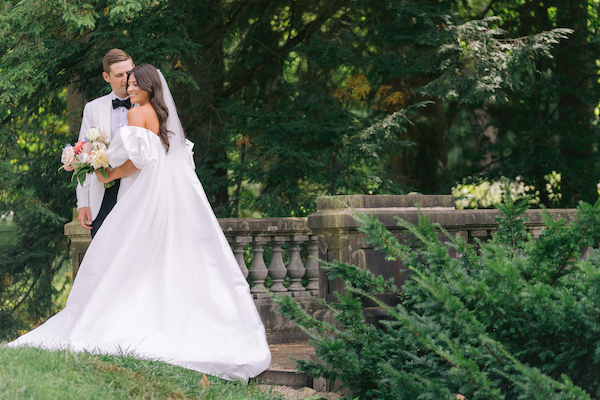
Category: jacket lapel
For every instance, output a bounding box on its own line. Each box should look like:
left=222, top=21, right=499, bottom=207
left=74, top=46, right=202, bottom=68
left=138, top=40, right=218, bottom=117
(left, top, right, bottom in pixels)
left=98, top=95, right=112, bottom=134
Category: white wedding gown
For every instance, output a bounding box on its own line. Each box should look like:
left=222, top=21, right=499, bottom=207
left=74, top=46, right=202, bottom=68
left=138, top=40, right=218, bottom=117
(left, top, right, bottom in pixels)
left=8, top=126, right=271, bottom=381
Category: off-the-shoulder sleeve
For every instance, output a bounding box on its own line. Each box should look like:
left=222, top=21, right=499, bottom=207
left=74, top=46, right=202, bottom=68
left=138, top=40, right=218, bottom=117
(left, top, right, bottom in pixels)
left=108, top=126, right=155, bottom=169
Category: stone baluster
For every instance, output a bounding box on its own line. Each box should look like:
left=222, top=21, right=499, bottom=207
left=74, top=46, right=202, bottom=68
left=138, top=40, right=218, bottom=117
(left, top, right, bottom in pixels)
left=268, top=236, right=288, bottom=292
left=304, top=235, right=320, bottom=295
left=249, top=236, right=269, bottom=297
left=287, top=235, right=308, bottom=296
left=229, top=236, right=252, bottom=279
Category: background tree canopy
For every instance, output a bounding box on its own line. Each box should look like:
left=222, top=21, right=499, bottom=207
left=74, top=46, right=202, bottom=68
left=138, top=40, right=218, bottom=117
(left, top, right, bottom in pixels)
left=0, top=0, right=596, bottom=334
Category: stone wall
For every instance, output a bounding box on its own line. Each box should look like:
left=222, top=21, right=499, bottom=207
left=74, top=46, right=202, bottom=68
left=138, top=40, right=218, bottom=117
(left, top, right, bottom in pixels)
left=307, top=195, right=576, bottom=303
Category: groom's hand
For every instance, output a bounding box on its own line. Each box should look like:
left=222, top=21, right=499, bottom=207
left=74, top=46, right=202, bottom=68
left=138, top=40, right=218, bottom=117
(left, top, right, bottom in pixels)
left=78, top=207, right=93, bottom=230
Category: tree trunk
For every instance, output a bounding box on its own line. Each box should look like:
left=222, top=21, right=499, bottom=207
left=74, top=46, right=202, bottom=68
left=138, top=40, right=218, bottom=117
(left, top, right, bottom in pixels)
left=67, top=81, right=85, bottom=138
left=555, top=0, right=598, bottom=206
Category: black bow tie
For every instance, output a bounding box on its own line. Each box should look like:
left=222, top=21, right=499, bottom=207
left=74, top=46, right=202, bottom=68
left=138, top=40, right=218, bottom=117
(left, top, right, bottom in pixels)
left=112, top=98, right=132, bottom=109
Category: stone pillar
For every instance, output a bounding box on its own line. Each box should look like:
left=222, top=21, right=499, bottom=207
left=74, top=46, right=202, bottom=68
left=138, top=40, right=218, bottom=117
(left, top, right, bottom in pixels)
left=287, top=235, right=308, bottom=295
left=64, top=208, right=92, bottom=280
left=268, top=236, right=288, bottom=292
left=304, top=235, right=320, bottom=296
left=229, top=236, right=252, bottom=279
left=249, top=236, right=269, bottom=298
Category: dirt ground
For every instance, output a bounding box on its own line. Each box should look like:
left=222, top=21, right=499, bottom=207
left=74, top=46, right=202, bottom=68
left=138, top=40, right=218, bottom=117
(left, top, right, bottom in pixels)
left=260, top=385, right=342, bottom=400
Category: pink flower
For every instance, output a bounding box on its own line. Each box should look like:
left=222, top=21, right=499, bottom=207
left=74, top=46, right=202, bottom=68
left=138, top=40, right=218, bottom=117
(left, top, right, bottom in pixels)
left=73, top=140, right=86, bottom=155
left=61, top=145, right=75, bottom=170
left=82, top=142, right=92, bottom=154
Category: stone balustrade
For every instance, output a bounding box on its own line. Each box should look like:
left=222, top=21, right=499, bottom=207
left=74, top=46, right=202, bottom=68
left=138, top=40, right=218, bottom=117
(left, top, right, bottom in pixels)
left=218, top=218, right=319, bottom=299
left=306, top=195, right=577, bottom=302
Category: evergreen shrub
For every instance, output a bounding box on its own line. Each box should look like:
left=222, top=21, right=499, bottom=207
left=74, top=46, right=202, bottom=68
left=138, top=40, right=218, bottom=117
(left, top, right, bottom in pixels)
left=275, top=196, right=600, bottom=399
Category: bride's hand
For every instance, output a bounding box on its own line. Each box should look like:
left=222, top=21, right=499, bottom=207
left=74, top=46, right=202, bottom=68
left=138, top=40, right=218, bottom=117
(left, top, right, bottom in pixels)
left=95, top=168, right=112, bottom=184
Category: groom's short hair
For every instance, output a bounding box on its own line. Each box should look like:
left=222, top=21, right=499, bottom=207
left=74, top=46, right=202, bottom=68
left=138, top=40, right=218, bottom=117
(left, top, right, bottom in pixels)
left=103, top=49, right=133, bottom=75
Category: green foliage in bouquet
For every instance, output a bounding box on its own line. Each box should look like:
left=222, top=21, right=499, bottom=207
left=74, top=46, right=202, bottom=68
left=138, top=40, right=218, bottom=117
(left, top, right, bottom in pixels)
left=69, top=164, right=93, bottom=189
left=275, top=195, right=600, bottom=399
left=67, top=165, right=110, bottom=190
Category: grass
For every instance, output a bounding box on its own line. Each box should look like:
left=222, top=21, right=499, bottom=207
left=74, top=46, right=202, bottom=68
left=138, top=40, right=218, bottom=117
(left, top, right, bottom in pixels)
left=0, top=346, right=284, bottom=400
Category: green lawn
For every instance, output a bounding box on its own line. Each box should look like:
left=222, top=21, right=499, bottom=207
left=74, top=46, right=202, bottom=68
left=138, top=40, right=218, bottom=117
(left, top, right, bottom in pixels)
left=0, top=346, right=284, bottom=400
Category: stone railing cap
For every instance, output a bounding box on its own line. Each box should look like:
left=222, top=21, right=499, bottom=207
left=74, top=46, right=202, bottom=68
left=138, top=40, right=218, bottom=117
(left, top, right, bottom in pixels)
left=307, top=207, right=577, bottom=230
left=317, top=195, right=456, bottom=210
left=218, top=217, right=310, bottom=234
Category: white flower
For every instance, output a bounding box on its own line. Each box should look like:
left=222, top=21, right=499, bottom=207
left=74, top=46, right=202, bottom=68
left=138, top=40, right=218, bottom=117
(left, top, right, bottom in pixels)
left=86, top=127, right=101, bottom=142
left=78, top=152, right=89, bottom=164
left=89, top=147, right=109, bottom=169
left=93, top=141, right=107, bottom=152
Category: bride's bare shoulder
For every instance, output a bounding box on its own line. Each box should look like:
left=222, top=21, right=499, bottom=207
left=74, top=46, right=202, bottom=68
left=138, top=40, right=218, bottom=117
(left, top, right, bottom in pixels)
left=127, top=105, right=157, bottom=131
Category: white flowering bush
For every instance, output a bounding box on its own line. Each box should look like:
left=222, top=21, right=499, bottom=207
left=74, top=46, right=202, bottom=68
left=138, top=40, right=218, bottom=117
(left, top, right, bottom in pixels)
left=451, top=175, right=563, bottom=209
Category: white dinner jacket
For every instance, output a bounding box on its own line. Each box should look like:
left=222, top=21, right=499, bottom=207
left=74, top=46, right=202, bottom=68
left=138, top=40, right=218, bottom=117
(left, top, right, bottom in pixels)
left=75, top=93, right=113, bottom=221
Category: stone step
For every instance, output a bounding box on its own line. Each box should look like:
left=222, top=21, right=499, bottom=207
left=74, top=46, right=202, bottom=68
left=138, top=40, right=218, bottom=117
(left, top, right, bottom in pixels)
left=256, top=343, right=315, bottom=388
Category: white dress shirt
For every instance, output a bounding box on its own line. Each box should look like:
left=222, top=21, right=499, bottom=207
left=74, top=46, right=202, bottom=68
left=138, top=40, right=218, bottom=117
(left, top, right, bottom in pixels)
left=111, top=94, right=130, bottom=139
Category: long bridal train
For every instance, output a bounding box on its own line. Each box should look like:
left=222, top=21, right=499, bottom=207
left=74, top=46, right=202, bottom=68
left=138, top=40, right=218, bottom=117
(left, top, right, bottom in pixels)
left=7, top=126, right=271, bottom=381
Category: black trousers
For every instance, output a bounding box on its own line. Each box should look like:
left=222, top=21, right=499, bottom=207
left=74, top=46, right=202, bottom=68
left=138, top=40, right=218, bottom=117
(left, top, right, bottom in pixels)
left=91, top=179, right=121, bottom=238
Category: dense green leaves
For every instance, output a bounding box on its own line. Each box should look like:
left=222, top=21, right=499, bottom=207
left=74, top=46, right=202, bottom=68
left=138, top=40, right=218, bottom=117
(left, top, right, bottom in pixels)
left=0, top=99, right=72, bottom=338
left=275, top=199, right=600, bottom=399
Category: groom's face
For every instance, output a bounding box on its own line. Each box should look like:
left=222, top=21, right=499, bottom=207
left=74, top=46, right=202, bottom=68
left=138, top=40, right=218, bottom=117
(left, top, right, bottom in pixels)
left=103, top=60, right=135, bottom=99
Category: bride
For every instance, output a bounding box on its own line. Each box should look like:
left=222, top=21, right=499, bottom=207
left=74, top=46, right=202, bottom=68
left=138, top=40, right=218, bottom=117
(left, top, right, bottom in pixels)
left=7, top=64, right=272, bottom=381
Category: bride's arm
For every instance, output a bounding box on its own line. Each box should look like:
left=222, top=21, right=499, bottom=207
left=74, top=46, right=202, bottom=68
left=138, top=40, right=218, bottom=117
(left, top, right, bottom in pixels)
left=95, top=160, right=139, bottom=183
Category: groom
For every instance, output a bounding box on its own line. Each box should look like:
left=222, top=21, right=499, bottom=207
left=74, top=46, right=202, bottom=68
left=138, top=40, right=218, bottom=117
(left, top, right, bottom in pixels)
left=76, top=48, right=135, bottom=237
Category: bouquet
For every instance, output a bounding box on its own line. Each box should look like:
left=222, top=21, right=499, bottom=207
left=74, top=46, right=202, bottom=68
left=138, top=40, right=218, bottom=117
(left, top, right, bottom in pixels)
left=61, top=126, right=114, bottom=188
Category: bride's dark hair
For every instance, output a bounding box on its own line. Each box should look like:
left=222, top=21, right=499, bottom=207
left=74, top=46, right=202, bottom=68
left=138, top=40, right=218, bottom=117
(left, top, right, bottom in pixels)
left=127, top=64, right=171, bottom=152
